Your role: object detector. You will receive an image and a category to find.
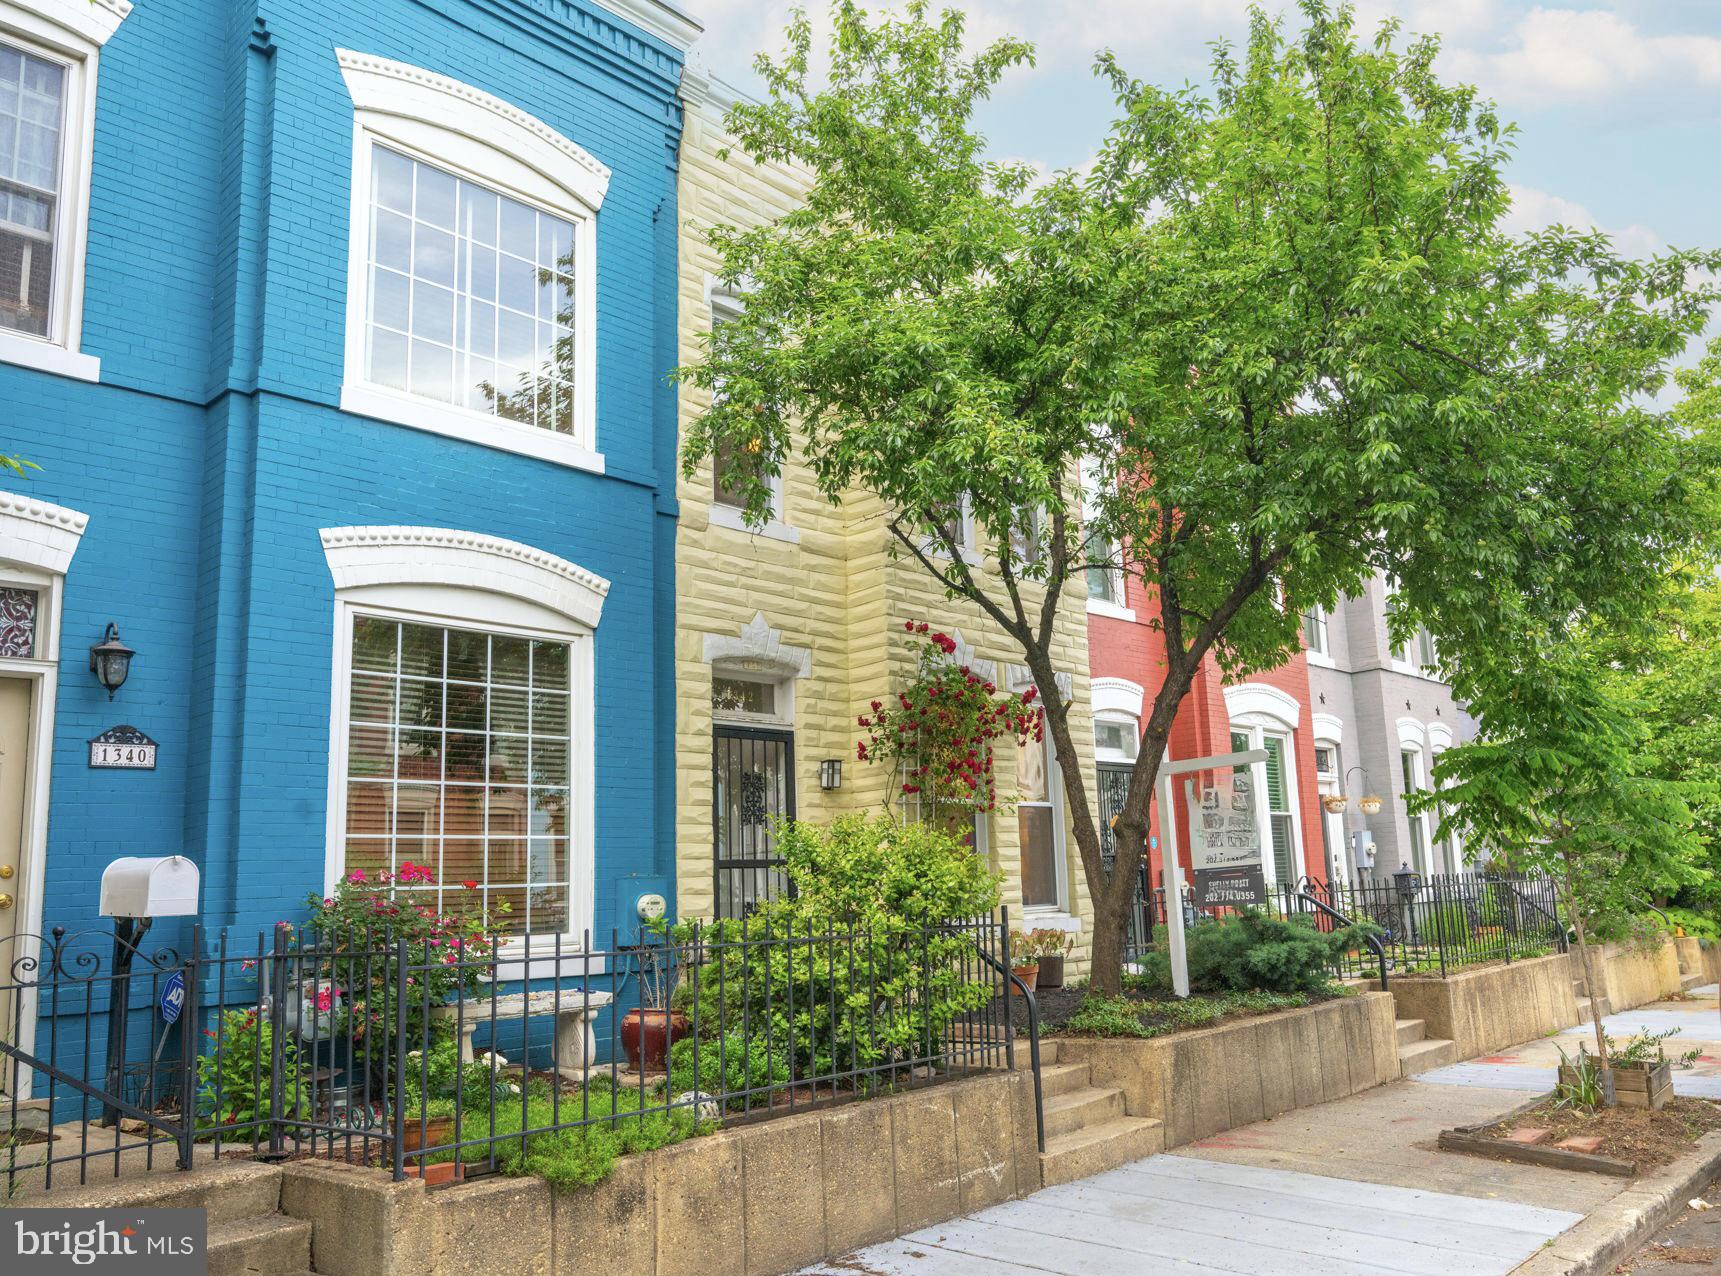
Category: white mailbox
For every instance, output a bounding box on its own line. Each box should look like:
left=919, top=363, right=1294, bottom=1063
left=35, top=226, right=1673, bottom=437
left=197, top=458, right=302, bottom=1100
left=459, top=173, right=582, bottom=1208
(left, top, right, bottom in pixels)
left=99, top=856, right=200, bottom=919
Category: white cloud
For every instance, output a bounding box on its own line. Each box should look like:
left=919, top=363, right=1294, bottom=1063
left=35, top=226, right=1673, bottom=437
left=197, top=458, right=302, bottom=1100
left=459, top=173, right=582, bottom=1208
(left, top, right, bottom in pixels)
left=1502, top=183, right=1663, bottom=258
left=1446, top=8, right=1721, bottom=107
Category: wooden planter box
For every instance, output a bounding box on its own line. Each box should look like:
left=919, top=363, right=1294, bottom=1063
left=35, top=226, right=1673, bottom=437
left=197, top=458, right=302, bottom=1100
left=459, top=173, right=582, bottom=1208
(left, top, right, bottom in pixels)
left=1559, top=1060, right=1671, bottom=1110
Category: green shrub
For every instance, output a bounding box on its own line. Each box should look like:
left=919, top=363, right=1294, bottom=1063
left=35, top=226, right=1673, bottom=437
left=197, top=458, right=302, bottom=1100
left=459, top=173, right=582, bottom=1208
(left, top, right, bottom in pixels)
left=1422, top=903, right=1474, bottom=943
left=1184, top=911, right=1358, bottom=996
left=667, top=1031, right=790, bottom=1108
left=1065, top=995, right=1152, bottom=1038
left=1665, top=906, right=1719, bottom=941
left=195, top=1007, right=306, bottom=1141
left=772, top=813, right=1002, bottom=923
left=483, top=1079, right=711, bottom=1190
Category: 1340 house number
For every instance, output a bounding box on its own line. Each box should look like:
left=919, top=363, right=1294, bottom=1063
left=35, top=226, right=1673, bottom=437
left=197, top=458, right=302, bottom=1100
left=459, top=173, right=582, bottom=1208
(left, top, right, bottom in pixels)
left=89, top=725, right=159, bottom=770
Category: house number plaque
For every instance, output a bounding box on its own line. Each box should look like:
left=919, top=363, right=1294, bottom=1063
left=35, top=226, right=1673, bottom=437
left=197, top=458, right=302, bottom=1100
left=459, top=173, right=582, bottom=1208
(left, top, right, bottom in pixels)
left=89, top=725, right=158, bottom=770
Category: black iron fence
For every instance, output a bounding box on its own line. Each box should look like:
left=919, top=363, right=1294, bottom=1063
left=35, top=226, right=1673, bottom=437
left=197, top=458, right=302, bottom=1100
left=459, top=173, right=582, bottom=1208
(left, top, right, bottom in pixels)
left=3, top=910, right=1020, bottom=1195
left=1136, top=872, right=1567, bottom=981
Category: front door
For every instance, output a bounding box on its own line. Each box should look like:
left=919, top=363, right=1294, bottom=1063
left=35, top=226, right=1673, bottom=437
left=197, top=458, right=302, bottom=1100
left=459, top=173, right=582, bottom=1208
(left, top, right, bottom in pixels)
left=713, top=725, right=795, bottom=919
left=0, top=676, right=30, bottom=1084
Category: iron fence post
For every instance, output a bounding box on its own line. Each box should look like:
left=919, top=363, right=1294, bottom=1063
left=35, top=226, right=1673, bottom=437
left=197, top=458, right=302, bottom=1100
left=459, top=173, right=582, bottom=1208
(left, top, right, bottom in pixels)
left=267, top=924, right=288, bottom=1157
left=391, top=938, right=408, bottom=1181
left=176, top=925, right=203, bottom=1169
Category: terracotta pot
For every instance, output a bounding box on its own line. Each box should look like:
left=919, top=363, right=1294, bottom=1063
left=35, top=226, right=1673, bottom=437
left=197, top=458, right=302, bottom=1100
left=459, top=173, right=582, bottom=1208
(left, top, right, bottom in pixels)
left=1036, top=954, right=1066, bottom=990
left=1010, top=962, right=1039, bottom=994
left=400, top=1114, right=455, bottom=1155
left=620, top=1008, right=689, bottom=1070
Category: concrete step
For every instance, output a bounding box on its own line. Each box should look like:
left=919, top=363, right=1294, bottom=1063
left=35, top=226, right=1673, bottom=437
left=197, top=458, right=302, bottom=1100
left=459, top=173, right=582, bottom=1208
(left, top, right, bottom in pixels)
left=208, top=1214, right=312, bottom=1276
left=1681, top=972, right=1706, bottom=993
left=28, top=1162, right=283, bottom=1227
left=1395, top=1018, right=1427, bottom=1048
left=1039, top=1116, right=1165, bottom=1188
left=1397, top=1036, right=1458, bottom=1077
left=1042, top=1086, right=1126, bottom=1141
left=1576, top=995, right=1612, bottom=1024
left=1037, top=1060, right=1093, bottom=1099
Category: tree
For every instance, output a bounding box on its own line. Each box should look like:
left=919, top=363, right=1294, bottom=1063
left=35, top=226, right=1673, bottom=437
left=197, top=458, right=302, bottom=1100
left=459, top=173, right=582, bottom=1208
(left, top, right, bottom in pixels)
left=1424, top=653, right=1709, bottom=1097
left=677, top=0, right=1721, bottom=993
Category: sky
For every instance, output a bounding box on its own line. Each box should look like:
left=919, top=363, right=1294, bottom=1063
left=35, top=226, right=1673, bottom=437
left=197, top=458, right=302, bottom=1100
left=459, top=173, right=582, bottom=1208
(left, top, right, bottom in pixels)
left=684, top=0, right=1721, bottom=263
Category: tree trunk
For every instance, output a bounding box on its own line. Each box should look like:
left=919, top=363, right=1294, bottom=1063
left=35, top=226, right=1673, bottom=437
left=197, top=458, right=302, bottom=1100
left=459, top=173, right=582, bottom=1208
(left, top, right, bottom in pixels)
left=1087, top=899, right=1129, bottom=997
left=1559, top=847, right=1613, bottom=1106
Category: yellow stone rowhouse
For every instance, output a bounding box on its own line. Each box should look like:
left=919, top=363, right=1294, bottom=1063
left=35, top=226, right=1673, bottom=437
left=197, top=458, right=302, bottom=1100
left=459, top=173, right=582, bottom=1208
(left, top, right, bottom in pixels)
left=674, top=69, right=1099, bottom=975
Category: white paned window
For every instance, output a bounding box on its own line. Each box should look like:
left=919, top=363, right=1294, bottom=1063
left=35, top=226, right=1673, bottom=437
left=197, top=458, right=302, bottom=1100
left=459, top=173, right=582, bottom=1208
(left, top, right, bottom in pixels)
left=1017, top=732, right=1065, bottom=910
left=1093, top=715, right=1138, bottom=762
left=338, top=52, right=608, bottom=471
left=1401, top=747, right=1430, bottom=873
left=1303, top=608, right=1328, bottom=658
left=343, top=613, right=574, bottom=938
left=0, top=40, right=61, bottom=339
left=0, top=1, right=124, bottom=382
left=365, top=147, right=576, bottom=436
left=1081, top=459, right=1123, bottom=606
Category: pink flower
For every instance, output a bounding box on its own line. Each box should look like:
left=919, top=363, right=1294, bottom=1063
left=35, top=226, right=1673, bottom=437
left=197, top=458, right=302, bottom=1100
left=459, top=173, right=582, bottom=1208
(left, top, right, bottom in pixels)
left=346, top=869, right=367, bottom=883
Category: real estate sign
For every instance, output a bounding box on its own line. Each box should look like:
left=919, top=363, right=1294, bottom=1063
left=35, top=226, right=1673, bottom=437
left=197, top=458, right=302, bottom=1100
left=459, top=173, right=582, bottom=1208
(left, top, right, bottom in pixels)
left=1190, top=769, right=1267, bottom=906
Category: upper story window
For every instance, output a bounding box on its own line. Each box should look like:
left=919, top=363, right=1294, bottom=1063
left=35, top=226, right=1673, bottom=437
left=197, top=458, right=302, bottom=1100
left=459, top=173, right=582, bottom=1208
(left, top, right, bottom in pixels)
left=337, top=51, right=610, bottom=474
left=1080, top=459, right=1129, bottom=615
left=1302, top=607, right=1329, bottom=658
left=0, top=1, right=128, bottom=382
left=364, top=147, right=576, bottom=435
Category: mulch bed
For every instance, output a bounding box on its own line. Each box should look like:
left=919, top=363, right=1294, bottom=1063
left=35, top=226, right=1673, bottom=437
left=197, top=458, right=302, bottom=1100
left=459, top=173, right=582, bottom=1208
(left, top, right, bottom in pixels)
left=1481, top=1095, right=1721, bottom=1173
left=1006, top=984, right=1330, bottom=1038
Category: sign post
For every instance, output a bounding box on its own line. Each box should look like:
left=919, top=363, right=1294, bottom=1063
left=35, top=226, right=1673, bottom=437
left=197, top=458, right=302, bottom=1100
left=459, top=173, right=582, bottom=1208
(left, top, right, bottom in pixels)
left=1156, top=749, right=1268, bottom=999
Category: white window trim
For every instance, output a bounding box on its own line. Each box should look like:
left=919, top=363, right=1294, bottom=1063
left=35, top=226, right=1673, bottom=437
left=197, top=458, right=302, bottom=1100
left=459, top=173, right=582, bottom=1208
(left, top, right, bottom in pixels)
left=1311, top=711, right=1344, bottom=745
left=1092, top=710, right=1140, bottom=764
left=919, top=493, right=979, bottom=566
left=0, top=488, right=86, bottom=1100
left=0, top=0, right=129, bottom=383
left=709, top=667, right=794, bottom=728
left=1017, top=728, right=1071, bottom=917
left=1092, top=676, right=1145, bottom=721
left=1226, top=697, right=1305, bottom=889
left=704, top=280, right=796, bottom=541
left=1086, top=597, right=1136, bottom=623
left=1079, top=457, right=1127, bottom=612
left=1398, top=743, right=1433, bottom=875
left=1303, top=606, right=1334, bottom=668
left=319, top=527, right=605, bottom=959
left=335, top=50, right=609, bottom=473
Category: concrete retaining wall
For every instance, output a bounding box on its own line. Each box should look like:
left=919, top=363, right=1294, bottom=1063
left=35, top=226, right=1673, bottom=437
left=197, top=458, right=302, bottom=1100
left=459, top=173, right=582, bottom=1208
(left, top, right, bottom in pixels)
left=280, top=1070, right=1037, bottom=1276
left=1384, top=953, right=1578, bottom=1061
left=1675, top=936, right=1721, bottom=987
left=1052, top=992, right=1400, bottom=1149
left=1587, top=940, right=1683, bottom=1013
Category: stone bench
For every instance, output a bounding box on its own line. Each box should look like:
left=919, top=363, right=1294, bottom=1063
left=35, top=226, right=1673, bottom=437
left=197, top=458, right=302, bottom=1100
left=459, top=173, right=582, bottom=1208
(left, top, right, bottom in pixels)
left=430, top=988, right=615, bottom=1079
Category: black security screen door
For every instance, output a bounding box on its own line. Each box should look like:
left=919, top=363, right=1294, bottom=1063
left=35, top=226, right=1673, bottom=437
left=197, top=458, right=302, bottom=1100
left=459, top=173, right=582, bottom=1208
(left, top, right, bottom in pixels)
left=713, top=725, right=796, bottom=918
left=1098, top=761, right=1153, bottom=952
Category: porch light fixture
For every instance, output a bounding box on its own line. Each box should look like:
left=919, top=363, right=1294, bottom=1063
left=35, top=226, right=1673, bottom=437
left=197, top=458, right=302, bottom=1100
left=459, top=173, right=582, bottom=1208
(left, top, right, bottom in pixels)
left=819, top=759, right=842, bottom=791
left=89, top=623, right=135, bottom=700
left=1393, top=863, right=1423, bottom=902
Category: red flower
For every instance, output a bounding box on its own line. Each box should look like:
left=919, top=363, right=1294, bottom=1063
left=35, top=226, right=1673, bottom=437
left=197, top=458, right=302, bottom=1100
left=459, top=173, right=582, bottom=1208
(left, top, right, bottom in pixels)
left=904, top=620, right=915, bottom=631
left=1023, top=686, right=1038, bottom=703
left=462, top=879, right=479, bottom=890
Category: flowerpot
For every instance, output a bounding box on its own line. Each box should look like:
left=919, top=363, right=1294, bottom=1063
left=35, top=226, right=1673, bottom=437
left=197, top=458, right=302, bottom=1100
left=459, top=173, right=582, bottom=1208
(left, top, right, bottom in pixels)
left=405, top=1161, right=466, bottom=1187
left=1321, top=795, right=1348, bottom=815
left=400, top=1114, right=455, bottom=1156
left=1558, top=1064, right=1618, bottom=1107
left=1009, top=962, right=1039, bottom=995
left=619, top=1008, right=688, bottom=1071
left=1036, top=954, right=1066, bottom=989
left=1612, top=1059, right=1673, bottom=1110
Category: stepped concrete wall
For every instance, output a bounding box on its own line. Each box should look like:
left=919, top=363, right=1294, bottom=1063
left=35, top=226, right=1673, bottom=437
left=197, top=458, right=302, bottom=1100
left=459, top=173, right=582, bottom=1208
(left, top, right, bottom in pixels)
left=1053, top=991, right=1399, bottom=1149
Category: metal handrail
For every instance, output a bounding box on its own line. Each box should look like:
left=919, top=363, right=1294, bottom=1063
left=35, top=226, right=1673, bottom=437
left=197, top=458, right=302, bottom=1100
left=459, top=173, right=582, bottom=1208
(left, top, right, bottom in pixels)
left=1295, top=890, right=1389, bottom=990
left=967, top=928, right=1046, bottom=1154
left=1485, top=876, right=1568, bottom=949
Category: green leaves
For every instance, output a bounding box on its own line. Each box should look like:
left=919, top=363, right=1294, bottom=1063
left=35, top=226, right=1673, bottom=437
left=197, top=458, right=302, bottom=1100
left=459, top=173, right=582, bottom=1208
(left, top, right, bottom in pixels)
left=678, top=0, right=1721, bottom=992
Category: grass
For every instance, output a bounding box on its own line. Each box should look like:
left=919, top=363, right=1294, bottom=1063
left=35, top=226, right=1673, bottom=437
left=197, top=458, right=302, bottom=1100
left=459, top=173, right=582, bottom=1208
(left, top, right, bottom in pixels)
left=421, top=1075, right=716, bottom=1190
left=1061, top=988, right=1331, bottom=1040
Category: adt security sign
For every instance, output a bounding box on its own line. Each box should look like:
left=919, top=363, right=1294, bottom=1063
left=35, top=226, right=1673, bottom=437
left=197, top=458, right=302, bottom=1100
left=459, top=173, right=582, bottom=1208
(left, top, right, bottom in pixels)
left=159, top=971, right=185, bottom=1026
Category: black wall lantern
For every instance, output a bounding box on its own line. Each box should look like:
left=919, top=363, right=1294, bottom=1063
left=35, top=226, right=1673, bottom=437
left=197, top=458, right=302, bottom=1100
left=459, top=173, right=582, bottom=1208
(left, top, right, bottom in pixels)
left=89, top=623, right=135, bottom=699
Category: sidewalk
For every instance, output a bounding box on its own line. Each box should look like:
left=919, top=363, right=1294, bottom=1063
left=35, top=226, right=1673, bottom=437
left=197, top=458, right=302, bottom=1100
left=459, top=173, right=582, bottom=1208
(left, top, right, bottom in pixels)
left=798, top=986, right=1721, bottom=1276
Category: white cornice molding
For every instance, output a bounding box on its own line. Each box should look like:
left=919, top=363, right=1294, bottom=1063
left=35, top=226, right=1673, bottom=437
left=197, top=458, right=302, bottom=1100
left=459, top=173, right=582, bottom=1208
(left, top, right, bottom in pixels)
left=1396, top=716, right=1428, bottom=749
left=1092, top=676, right=1145, bottom=720
left=336, top=49, right=611, bottom=210
left=1223, top=681, right=1301, bottom=729
left=679, top=59, right=747, bottom=115
left=1427, top=721, right=1454, bottom=750
left=1003, top=662, right=1074, bottom=706
left=0, top=490, right=88, bottom=575
left=3, top=0, right=131, bottom=52
left=320, top=526, right=610, bottom=629
left=591, top=0, right=702, bottom=53
left=1311, top=711, right=1344, bottom=744
left=702, top=611, right=812, bottom=678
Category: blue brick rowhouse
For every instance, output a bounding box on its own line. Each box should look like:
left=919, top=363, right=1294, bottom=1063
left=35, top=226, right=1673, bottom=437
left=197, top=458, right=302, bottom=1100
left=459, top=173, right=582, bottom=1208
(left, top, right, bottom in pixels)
left=0, top=0, right=697, bottom=1099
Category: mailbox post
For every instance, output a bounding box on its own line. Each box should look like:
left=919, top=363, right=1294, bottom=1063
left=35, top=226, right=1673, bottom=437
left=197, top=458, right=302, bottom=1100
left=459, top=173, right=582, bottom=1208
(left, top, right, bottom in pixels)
left=97, top=856, right=200, bottom=1127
